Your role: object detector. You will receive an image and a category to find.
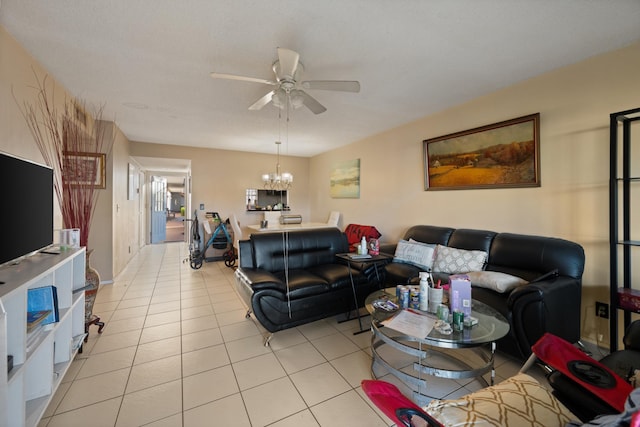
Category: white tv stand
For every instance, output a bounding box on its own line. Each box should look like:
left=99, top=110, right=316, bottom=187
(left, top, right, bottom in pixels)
left=0, top=247, right=86, bottom=426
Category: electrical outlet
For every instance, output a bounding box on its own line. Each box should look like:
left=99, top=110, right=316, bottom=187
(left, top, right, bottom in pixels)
left=596, top=301, right=609, bottom=319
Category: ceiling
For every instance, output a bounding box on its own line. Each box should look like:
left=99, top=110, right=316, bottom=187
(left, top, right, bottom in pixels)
left=2, top=1, right=640, bottom=159
left=135, top=157, right=190, bottom=191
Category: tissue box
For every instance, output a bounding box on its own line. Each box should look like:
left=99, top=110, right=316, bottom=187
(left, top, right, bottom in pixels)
left=450, top=274, right=472, bottom=317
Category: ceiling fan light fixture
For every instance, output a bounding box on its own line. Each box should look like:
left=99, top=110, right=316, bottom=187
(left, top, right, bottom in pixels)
left=211, top=48, right=357, bottom=115
left=289, top=89, right=304, bottom=109
left=270, top=88, right=304, bottom=111
left=271, top=88, right=285, bottom=108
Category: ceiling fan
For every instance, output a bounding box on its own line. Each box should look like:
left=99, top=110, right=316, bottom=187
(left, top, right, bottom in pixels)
left=210, top=47, right=360, bottom=114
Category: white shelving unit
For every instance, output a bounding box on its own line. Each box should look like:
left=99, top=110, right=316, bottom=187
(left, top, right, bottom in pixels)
left=0, top=247, right=86, bottom=427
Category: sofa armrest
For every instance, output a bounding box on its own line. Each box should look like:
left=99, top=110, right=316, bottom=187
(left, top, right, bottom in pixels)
left=235, top=267, right=285, bottom=292
left=507, top=276, right=581, bottom=357
left=380, top=243, right=397, bottom=255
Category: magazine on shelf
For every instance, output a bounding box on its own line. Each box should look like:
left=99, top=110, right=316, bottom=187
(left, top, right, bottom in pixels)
left=27, top=286, right=59, bottom=325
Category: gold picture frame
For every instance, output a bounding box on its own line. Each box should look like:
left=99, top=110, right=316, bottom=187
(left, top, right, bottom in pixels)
left=63, top=151, right=106, bottom=189
left=424, top=113, right=540, bottom=190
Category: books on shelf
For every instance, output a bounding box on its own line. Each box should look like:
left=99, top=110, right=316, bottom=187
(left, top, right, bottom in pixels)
left=26, top=310, right=52, bottom=333
left=27, top=286, right=59, bottom=326
left=26, top=323, right=45, bottom=353
left=26, top=308, right=54, bottom=353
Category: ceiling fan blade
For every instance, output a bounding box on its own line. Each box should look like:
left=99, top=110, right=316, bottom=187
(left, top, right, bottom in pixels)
left=277, top=48, right=300, bottom=79
left=248, top=91, right=275, bottom=110
left=301, top=80, right=360, bottom=92
left=298, top=90, right=327, bottom=114
left=210, top=72, right=276, bottom=86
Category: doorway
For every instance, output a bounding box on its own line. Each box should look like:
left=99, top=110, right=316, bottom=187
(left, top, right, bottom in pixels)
left=131, top=156, right=191, bottom=246
left=165, top=176, right=187, bottom=242
left=150, top=174, right=189, bottom=243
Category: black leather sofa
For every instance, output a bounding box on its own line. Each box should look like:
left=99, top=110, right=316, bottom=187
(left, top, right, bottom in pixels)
left=234, top=228, right=383, bottom=344
left=383, top=225, right=585, bottom=359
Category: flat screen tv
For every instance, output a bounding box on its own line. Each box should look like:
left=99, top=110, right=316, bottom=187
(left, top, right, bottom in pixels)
left=0, top=152, right=54, bottom=266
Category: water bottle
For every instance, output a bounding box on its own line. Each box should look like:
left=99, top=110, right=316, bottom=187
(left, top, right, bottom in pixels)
left=360, top=236, right=367, bottom=255
left=419, top=272, right=430, bottom=311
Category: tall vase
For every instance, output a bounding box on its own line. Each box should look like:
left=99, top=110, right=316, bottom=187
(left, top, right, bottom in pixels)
left=84, top=249, right=104, bottom=340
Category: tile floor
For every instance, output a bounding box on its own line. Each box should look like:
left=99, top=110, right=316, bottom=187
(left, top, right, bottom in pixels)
left=38, top=242, right=548, bottom=427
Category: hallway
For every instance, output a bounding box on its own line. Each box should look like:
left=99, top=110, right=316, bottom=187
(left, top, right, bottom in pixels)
left=164, top=215, right=185, bottom=243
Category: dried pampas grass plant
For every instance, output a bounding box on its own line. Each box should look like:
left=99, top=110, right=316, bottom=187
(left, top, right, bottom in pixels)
left=14, top=73, right=114, bottom=248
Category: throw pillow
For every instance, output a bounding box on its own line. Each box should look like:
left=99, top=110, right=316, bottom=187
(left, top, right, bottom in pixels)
left=432, top=245, right=488, bottom=274
left=425, top=373, right=577, bottom=427
left=393, top=239, right=436, bottom=271
left=466, top=271, right=528, bottom=293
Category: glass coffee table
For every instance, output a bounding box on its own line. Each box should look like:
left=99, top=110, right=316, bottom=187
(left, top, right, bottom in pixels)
left=365, top=288, right=510, bottom=404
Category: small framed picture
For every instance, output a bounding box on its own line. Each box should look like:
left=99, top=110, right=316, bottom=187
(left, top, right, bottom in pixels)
left=63, top=152, right=106, bottom=189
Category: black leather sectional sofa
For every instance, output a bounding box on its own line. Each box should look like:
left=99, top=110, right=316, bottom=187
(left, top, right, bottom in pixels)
left=234, top=228, right=383, bottom=344
left=235, top=224, right=585, bottom=358
left=383, top=225, right=586, bottom=359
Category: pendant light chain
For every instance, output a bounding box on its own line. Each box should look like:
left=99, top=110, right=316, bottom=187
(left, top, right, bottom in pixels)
left=260, top=90, right=293, bottom=190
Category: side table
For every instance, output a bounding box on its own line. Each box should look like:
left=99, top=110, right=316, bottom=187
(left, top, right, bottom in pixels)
left=335, top=252, right=393, bottom=334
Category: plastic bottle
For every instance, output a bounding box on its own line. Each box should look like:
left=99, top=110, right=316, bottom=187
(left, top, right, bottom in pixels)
left=360, top=236, right=367, bottom=255
left=419, top=272, right=430, bottom=311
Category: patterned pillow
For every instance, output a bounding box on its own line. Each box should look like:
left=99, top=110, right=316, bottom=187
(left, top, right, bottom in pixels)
left=466, top=271, right=528, bottom=293
left=393, top=239, right=436, bottom=271
left=425, top=373, right=577, bottom=427
left=432, top=245, right=487, bottom=274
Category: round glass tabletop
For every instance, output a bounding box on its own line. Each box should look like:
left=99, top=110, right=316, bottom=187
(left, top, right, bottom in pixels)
left=365, top=288, right=510, bottom=349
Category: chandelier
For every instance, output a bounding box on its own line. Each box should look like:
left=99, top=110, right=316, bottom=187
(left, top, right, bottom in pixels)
left=261, top=98, right=293, bottom=190
left=262, top=141, right=293, bottom=190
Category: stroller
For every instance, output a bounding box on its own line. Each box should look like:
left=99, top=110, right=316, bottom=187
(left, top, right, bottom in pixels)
left=187, top=211, right=235, bottom=269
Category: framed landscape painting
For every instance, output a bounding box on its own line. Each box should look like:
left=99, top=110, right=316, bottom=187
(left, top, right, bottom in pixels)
left=423, top=113, right=540, bottom=190
left=330, top=159, right=360, bottom=198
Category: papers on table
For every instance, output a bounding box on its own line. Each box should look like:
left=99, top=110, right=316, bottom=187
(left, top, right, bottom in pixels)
left=381, top=309, right=437, bottom=338
left=347, top=253, right=372, bottom=259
